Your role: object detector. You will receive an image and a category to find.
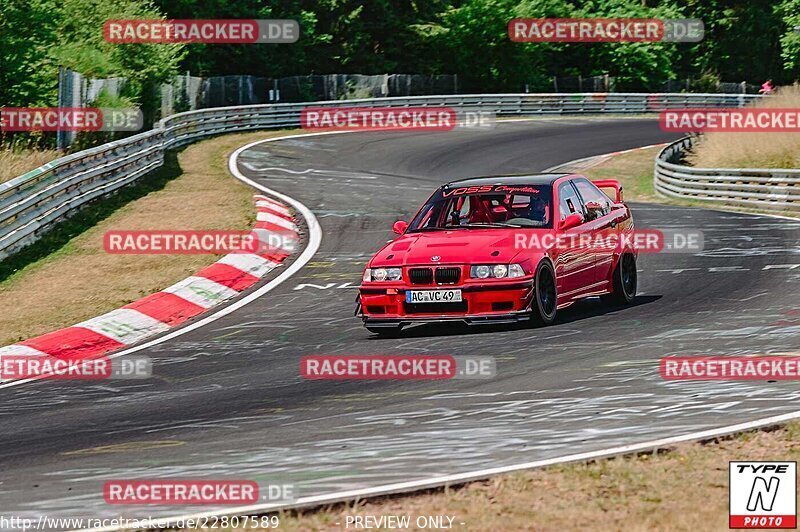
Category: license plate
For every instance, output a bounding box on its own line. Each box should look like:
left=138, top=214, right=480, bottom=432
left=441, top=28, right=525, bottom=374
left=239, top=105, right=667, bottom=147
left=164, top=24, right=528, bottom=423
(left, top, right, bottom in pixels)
left=405, top=289, right=462, bottom=303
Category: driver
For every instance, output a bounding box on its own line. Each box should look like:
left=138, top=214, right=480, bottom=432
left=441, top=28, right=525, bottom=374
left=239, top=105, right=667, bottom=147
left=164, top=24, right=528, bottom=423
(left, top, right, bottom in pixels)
left=523, top=196, right=548, bottom=223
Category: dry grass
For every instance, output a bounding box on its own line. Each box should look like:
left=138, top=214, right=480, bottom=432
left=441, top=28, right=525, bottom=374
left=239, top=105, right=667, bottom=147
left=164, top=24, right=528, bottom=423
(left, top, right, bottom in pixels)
left=262, top=423, right=800, bottom=531
left=689, top=84, right=800, bottom=168
left=0, top=148, right=60, bottom=184
left=582, top=146, right=798, bottom=216
left=581, top=147, right=664, bottom=203
left=0, top=130, right=293, bottom=346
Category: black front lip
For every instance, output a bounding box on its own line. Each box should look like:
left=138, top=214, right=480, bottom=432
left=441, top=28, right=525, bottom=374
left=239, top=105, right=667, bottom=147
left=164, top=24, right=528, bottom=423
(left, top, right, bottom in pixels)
left=362, top=310, right=531, bottom=328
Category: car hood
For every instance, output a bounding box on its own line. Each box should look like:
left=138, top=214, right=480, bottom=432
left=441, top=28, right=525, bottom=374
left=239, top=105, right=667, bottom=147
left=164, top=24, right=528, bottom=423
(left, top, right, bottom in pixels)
left=370, top=229, right=532, bottom=267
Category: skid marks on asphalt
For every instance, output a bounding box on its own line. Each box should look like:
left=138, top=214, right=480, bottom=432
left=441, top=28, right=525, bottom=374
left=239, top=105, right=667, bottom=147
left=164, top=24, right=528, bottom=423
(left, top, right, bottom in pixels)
left=35, top=372, right=800, bottom=500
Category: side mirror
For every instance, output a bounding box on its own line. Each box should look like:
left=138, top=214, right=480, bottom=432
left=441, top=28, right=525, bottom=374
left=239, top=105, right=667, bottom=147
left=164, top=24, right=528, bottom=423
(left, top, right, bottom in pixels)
left=392, top=220, right=408, bottom=235
left=560, top=212, right=583, bottom=230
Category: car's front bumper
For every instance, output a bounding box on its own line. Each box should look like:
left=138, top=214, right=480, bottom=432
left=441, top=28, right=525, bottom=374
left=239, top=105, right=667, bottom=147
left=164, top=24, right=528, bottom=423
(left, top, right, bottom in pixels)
left=357, top=279, right=535, bottom=328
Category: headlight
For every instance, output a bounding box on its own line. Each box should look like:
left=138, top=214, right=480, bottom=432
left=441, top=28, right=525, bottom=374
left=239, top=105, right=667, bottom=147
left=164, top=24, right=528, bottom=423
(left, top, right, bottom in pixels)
left=470, top=264, right=526, bottom=279
left=473, top=265, right=491, bottom=279
left=364, top=267, right=402, bottom=282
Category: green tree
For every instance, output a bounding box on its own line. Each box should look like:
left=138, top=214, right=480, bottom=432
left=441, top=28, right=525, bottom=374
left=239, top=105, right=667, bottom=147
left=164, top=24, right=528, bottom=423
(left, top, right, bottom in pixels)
left=0, top=0, right=59, bottom=107
left=777, top=0, right=800, bottom=79
left=678, top=0, right=785, bottom=84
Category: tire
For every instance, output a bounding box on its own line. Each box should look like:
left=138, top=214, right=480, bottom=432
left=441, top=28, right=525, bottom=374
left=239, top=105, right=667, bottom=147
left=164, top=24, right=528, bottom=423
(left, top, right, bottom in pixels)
left=529, top=260, right=557, bottom=325
left=601, top=252, right=637, bottom=306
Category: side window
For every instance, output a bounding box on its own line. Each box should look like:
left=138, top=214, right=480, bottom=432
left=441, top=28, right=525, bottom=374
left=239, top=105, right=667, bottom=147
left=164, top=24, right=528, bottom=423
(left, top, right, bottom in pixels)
left=573, top=179, right=611, bottom=220
left=558, top=182, right=583, bottom=221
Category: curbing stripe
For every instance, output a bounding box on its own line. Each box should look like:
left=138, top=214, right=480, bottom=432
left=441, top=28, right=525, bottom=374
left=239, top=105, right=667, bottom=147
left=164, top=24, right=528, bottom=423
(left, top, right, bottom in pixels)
left=256, top=211, right=298, bottom=231
left=0, top=344, right=48, bottom=357
left=256, top=201, right=292, bottom=217
left=124, top=292, right=206, bottom=326
left=257, top=205, right=294, bottom=222
left=254, top=220, right=299, bottom=236
left=162, top=277, right=249, bottom=310
left=254, top=194, right=290, bottom=211
left=20, top=327, right=124, bottom=360
left=76, top=308, right=171, bottom=346
left=0, top=196, right=298, bottom=367
left=195, top=263, right=262, bottom=292
left=216, top=253, right=278, bottom=277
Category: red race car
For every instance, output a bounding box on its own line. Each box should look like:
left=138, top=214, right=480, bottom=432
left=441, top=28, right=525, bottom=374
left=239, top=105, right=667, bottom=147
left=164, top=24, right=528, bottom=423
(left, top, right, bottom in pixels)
left=356, top=174, right=637, bottom=336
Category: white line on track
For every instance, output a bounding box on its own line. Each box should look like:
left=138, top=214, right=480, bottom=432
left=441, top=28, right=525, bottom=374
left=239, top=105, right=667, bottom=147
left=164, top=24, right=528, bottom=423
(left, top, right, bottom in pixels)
left=241, top=163, right=314, bottom=174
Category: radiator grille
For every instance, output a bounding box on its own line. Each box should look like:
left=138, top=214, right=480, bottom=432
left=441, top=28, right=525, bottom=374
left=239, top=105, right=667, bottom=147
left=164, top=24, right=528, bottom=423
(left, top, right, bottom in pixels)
left=409, top=267, right=433, bottom=285
left=435, top=267, right=461, bottom=284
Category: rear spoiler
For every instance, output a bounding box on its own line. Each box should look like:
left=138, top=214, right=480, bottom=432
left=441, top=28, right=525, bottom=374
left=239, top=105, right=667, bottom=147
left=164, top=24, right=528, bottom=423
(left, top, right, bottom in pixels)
left=591, top=179, right=623, bottom=204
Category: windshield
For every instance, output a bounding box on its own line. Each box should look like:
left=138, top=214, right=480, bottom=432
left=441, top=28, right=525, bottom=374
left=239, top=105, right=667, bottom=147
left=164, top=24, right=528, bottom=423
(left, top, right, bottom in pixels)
left=408, top=184, right=552, bottom=232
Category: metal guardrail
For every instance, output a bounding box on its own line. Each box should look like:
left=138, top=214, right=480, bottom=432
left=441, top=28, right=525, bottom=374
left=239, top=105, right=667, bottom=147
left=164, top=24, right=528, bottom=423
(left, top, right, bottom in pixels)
left=654, top=136, right=800, bottom=211
left=0, top=92, right=763, bottom=260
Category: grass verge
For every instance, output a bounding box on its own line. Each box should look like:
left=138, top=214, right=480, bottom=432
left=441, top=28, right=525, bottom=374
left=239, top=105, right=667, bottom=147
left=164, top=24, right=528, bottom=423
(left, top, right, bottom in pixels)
left=688, top=85, right=800, bottom=169
left=267, top=422, right=800, bottom=531
left=579, top=146, right=663, bottom=203
left=0, top=148, right=60, bottom=184
left=0, top=130, right=292, bottom=346
left=580, top=145, right=797, bottom=217
left=579, top=145, right=720, bottom=209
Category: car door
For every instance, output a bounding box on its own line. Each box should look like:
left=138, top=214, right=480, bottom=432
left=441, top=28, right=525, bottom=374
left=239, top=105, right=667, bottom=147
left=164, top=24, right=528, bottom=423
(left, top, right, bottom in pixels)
left=572, top=178, right=616, bottom=285
left=554, top=180, right=593, bottom=302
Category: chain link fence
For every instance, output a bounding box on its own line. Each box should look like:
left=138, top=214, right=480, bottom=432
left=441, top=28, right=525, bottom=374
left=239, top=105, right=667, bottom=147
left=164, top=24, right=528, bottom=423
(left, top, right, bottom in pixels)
left=59, top=70, right=460, bottom=146
left=57, top=68, right=770, bottom=148
left=550, top=75, right=763, bottom=95
left=159, top=73, right=459, bottom=118
left=663, top=79, right=761, bottom=94
left=56, top=68, right=130, bottom=149
left=551, top=75, right=615, bottom=92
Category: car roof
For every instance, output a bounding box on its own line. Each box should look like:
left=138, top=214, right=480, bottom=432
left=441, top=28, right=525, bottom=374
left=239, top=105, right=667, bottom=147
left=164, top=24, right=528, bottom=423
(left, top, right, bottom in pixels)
left=443, top=173, right=574, bottom=188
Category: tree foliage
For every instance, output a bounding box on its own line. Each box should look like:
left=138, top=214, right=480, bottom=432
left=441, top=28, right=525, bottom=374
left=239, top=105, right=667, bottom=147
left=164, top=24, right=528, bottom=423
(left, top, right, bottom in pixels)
left=2, top=0, right=799, bottom=112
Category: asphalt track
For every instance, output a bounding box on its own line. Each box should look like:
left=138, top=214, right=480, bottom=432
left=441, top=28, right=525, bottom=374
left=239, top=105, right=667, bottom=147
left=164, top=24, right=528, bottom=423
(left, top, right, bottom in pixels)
left=1, top=118, right=799, bottom=525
